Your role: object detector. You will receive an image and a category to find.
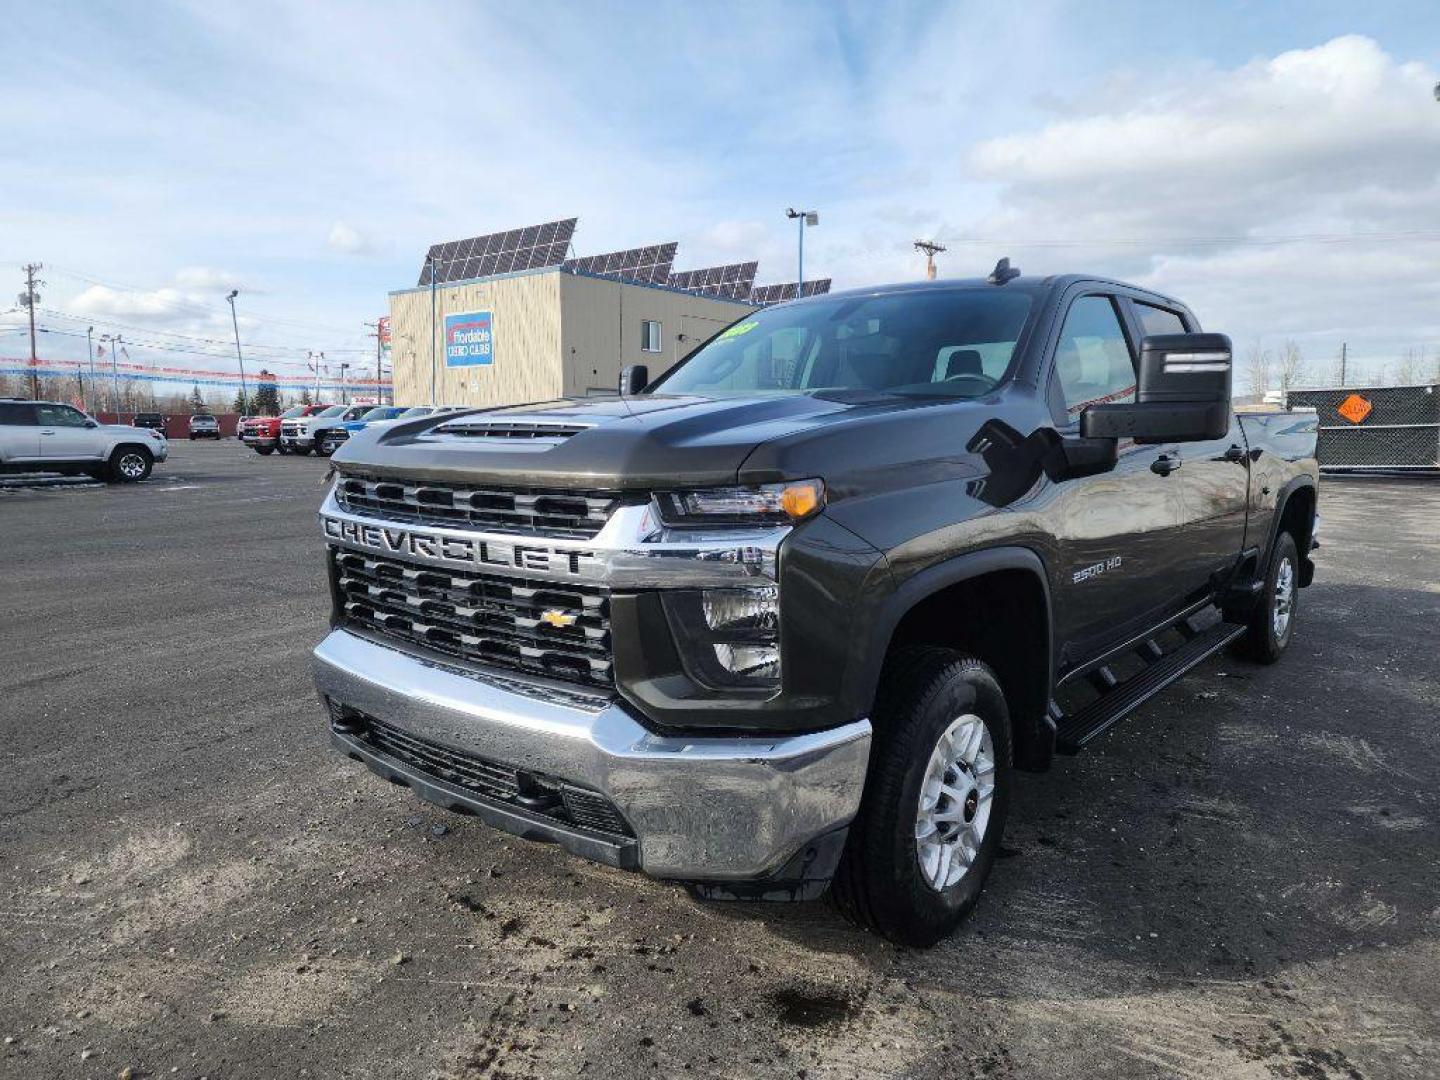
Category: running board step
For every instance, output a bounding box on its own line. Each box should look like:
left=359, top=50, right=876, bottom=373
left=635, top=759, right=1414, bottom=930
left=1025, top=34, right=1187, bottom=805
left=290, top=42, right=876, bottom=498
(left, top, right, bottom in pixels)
left=1054, top=621, right=1246, bottom=753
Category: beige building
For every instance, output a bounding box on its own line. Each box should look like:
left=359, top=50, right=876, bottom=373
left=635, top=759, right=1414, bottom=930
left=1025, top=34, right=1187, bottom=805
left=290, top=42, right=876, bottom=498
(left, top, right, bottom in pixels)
left=388, top=267, right=757, bottom=408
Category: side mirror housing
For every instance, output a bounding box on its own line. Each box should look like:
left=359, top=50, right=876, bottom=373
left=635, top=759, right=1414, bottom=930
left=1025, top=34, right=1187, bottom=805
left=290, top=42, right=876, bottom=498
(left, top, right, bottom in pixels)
left=1082, top=332, right=1232, bottom=443
left=619, top=364, right=648, bottom=396
left=84, top=419, right=99, bottom=428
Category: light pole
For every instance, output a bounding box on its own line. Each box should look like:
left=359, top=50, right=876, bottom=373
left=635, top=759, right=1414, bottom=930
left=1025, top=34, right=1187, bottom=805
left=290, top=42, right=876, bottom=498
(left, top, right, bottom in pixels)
left=338, top=362, right=350, bottom=404
left=226, top=289, right=248, bottom=413
left=427, top=253, right=439, bottom=406
left=785, top=208, right=819, bottom=297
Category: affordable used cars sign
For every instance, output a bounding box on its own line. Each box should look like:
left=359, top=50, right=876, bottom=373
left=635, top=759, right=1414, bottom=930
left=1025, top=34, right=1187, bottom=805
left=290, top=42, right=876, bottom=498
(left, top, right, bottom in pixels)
left=444, top=311, right=493, bottom=367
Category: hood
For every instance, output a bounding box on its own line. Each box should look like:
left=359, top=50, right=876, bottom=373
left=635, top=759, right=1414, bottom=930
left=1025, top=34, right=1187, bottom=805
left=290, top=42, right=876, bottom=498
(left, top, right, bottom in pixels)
left=329, top=391, right=1004, bottom=490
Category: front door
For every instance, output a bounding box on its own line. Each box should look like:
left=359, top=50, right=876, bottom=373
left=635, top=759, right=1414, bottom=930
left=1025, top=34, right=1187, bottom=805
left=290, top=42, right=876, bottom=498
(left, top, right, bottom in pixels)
left=1122, top=299, right=1250, bottom=597
left=36, top=403, right=104, bottom=461
left=1041, top=293, right=1189, bottom=667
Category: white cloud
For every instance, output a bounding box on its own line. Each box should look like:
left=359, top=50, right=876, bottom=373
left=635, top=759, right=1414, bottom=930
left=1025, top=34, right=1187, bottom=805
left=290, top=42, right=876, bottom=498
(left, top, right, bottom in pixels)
left=327, top=221, right=373, bottom=255
left=957, top=36, right=1440, bottom=374
left=174, top=266, right=243, bottom=290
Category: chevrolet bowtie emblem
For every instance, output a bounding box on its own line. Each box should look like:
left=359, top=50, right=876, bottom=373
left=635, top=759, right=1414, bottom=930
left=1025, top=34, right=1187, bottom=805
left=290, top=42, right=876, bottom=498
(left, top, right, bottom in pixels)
left=540, top=609, right=578, bottom=628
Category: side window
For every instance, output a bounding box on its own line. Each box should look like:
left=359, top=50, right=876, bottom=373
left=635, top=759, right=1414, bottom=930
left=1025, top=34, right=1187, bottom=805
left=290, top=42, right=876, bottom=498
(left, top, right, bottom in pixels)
left=1134, top=302, right=1187, bottom=337
left=1053, top=296, right=1136, bottom=418
left=0, top=403, right=36, bottom=426
left=37, top=404, right=90, bottom=427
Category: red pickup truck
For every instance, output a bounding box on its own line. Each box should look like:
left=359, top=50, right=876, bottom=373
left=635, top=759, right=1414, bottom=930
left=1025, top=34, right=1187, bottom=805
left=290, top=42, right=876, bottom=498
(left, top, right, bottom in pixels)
left=240, top=404, right=332, bottom=455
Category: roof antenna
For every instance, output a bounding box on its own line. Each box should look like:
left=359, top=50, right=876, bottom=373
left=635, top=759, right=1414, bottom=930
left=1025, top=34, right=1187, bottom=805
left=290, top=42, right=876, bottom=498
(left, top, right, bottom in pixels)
left=987, top=257, right=1020, bottom=285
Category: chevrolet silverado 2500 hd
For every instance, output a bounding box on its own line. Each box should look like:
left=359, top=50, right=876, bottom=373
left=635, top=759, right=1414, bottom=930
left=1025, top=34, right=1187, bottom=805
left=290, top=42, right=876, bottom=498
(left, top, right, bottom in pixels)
left=311, top=268, right=1319, bottom=945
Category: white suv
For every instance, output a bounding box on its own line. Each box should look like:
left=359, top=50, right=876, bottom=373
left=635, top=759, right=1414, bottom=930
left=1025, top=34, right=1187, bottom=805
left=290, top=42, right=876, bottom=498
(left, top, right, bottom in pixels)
left=0, top=399, right=168, bottom=481
left=280, top=404, right=370, bottom=456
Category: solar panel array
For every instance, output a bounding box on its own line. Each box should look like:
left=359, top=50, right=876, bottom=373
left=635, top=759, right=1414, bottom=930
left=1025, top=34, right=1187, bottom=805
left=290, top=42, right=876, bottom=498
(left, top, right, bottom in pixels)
left=563, top=242, right=679, bottom=285
left=749, top=279, right=832, bottom=305
left=417, top=218, right=577, bottom=286
left=667, top=262, right=759, bottom=301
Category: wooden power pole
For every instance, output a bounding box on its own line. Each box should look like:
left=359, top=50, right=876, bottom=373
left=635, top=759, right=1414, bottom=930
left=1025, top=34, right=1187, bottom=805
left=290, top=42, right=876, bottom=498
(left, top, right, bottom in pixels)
left=20, top=263, right=43, bottom=399
left=914, top=240, right=946, bottom=280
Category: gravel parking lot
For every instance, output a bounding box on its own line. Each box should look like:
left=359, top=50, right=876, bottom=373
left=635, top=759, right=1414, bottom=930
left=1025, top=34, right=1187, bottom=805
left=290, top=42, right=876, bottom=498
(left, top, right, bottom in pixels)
left=2, top=440, right=1437, bottom=1079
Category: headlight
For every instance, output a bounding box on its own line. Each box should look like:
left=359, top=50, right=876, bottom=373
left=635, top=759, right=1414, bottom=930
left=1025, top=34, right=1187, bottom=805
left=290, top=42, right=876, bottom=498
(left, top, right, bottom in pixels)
left=656, top=479, right=824, bottom=526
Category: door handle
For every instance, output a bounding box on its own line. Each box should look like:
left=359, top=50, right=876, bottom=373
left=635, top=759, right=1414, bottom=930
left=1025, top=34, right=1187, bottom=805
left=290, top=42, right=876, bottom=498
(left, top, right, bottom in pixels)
left=40, top=429, right=56, bottom=435
left=1222, top=444, right=1245, bottom=463
left=1150, top=453, right=1181, bottom=476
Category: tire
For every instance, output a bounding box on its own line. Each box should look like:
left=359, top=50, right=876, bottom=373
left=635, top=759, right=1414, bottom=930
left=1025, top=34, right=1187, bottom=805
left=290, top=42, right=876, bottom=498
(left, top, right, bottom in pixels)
left=107, top=445, right=153, bottom=483
left=276, top=444, right=291, bottom=456
left=189, top=434, right=196, bottom=441
left=292, top=446, right=312, bottom=456
left=255, top=447, right=274, bottom=456
left=315, top=437, right=335, bottom=457
left=1232, top=531, right=1299, bottom=664
left=831, top=647, right=1013, bottom=947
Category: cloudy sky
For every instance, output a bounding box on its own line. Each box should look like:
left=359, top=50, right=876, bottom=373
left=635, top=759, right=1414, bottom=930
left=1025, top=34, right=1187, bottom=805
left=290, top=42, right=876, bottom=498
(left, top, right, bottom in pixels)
left=4, top=1, right=1439, bottom=391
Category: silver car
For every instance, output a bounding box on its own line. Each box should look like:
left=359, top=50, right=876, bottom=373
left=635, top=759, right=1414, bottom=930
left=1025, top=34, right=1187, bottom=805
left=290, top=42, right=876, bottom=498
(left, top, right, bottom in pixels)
left=0, top=399, right=168, bottom=481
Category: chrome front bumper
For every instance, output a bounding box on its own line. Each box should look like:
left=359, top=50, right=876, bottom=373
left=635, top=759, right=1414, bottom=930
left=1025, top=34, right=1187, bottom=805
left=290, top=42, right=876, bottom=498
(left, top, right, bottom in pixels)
left=312, top=629, right=871, bottom=882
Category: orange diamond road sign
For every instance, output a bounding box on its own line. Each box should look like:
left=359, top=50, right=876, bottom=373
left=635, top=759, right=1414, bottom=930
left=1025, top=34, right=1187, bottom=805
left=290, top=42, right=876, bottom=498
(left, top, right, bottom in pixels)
left=1337, top=393, right=1373, bottom=424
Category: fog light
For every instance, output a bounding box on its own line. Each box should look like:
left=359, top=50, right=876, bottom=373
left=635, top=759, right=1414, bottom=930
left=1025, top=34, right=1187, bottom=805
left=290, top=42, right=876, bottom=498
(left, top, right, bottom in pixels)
left=713, top=643, right=780, bottom=680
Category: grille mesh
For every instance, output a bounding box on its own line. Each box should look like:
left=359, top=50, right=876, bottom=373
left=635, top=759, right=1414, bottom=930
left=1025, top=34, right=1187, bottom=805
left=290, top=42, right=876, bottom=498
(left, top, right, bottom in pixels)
left=335, top=475, right=617, bottom=539
left=333, top=549, right=613, bottom=688
left=337, top=708, right=634, bottom=840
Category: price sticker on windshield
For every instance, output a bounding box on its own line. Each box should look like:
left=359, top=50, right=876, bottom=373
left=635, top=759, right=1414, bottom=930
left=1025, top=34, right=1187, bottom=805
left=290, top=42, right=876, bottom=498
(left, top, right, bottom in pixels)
left=719, top=321, right=759, bottom=340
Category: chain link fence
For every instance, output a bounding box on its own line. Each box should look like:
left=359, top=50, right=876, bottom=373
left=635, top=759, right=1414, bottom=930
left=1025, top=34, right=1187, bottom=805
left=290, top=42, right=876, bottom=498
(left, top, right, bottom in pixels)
left=1285, top=384, right=1440, bottom=472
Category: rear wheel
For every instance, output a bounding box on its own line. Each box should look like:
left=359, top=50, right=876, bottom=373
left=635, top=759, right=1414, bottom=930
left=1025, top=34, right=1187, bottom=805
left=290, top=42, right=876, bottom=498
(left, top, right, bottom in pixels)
left=831, top=647, right=1012, bottom=947
left=254, top=447, right=274, bottom=456
left=1232, top=531, right=1299, bottom=663
left=107, top=446, right=153, bottom=483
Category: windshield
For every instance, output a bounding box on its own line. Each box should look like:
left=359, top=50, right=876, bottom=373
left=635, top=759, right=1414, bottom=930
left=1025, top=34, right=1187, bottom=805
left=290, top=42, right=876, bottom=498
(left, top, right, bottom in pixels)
left=280, top=406, right=307, bottom=418
left=316, top=405, right=347, bottom=418
left=397, top=407, right=432, bottom=418
left=360, top=406, right=398, bottom=420
left=653, top=288, right=1034, bottom=398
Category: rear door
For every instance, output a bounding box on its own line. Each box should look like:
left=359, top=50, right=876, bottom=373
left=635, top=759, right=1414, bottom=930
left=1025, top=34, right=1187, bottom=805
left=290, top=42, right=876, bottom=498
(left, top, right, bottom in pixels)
left=36, top=403, right=105, bottom=461
left=1122, top=298, right=1251, bottom=595
left=1041, top=292, right=1189, bottom=663
left=0, top=402, right=40, bottom=463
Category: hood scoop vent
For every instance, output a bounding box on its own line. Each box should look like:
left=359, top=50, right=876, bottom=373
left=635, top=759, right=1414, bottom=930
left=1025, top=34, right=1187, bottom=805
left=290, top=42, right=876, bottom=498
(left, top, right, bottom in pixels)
left=430, top=420, right=589, bottom=442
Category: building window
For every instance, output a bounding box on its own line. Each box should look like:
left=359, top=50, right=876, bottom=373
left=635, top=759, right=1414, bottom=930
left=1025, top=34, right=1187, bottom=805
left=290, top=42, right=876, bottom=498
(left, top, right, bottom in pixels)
left=641, top=320, right=662, bottom=353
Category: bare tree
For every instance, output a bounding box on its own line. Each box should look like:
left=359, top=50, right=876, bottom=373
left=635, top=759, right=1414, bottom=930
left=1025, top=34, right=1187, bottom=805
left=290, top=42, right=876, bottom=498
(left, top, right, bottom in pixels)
left=1244, top=344, right=1272, bottom=399
left=1393, top=347, right=1419, bottom=387
left=1278, top=340, right=1306, bottom=392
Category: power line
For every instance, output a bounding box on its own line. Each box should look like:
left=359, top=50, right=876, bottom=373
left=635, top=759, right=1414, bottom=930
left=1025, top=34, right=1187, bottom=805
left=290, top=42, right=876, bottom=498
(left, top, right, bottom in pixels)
left=35, top=307, right=371, bottom=355
left=935, top=228, right=1440, bottom=249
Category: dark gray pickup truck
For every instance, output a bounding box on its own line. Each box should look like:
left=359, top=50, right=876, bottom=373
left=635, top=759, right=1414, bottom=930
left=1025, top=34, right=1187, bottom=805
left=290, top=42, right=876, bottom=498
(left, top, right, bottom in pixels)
left=310, top=267, right=1319, bottom=945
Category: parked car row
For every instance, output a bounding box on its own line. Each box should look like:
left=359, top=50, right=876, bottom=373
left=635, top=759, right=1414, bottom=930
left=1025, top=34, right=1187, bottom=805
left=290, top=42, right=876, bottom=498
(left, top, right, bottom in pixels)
left=240, top=404, right=467, bottom=457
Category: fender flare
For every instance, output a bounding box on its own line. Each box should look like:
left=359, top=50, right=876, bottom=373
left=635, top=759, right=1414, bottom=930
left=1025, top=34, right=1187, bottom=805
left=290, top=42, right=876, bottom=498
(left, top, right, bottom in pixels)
left=849, top=544, right=1055, bottom=737
left=1263, top=476, right=1317, bottom=563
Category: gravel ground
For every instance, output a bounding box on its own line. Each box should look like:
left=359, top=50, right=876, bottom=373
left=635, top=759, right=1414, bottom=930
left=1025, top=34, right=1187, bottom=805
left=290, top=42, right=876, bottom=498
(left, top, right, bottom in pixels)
left=1, top=441, right=1437, bottom=1080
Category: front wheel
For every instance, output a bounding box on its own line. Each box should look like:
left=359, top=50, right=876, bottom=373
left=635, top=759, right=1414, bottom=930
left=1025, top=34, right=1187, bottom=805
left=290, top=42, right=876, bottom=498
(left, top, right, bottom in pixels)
left=831, top=647, right=1012, bottom=947
left=276, top=443, right=291, bottom=456
left=107, top=446, right=153, bottom=483
left=1232, top=531, right=1299, bottom=663
left=254, top=447, right=274, bottom=456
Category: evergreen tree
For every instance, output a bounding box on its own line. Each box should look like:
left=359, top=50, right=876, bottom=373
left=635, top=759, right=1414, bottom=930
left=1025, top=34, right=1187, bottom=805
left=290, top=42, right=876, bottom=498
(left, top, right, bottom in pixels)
left=232, top=389, right=250, bottom=415
left=299, top=388, right=313, bottom=406
left=253, top=370, right=281, bottom=416
left=189, top=383, right=206, bottom=412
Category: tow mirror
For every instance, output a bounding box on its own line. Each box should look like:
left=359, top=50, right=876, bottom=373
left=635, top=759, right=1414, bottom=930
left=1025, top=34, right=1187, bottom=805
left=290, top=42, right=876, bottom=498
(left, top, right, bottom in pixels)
left=1081, top=333, right=1232, bottom=443
left=619, top=364, right=648, bottom=396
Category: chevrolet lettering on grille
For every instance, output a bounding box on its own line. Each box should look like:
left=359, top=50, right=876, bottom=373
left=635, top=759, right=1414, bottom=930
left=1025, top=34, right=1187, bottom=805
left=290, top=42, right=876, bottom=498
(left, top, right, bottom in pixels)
left=323, top=515, right=602, bottom=579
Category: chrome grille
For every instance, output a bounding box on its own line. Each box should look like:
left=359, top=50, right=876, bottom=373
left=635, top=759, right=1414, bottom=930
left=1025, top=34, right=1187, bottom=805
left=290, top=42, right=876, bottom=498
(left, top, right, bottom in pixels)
left=333, top=549, right=612, bottom=688
left=281, top=421, right=303, bottom=437
left=335, top=474, right=617, bottom=539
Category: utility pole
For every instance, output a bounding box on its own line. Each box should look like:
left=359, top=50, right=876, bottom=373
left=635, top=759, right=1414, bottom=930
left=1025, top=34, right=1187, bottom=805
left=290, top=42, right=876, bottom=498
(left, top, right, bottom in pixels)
left=1340, top=342, right=1347, bottom=387
left=20, top=263, right=43, bottom=399
left=914, top=240, right=947, bottom=280
left=307, top=351, right=325, bottom=401
left=785, top=209, right=819, bottom=297
left=338, top=362, right=350, bottom=404
left=226, top=290, right=248, bottom=412
left=100, top=333, right=123, bottom=414
left=365, top=319, right=387, bottom=404
left=86, top=326, right=95, bottom=413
